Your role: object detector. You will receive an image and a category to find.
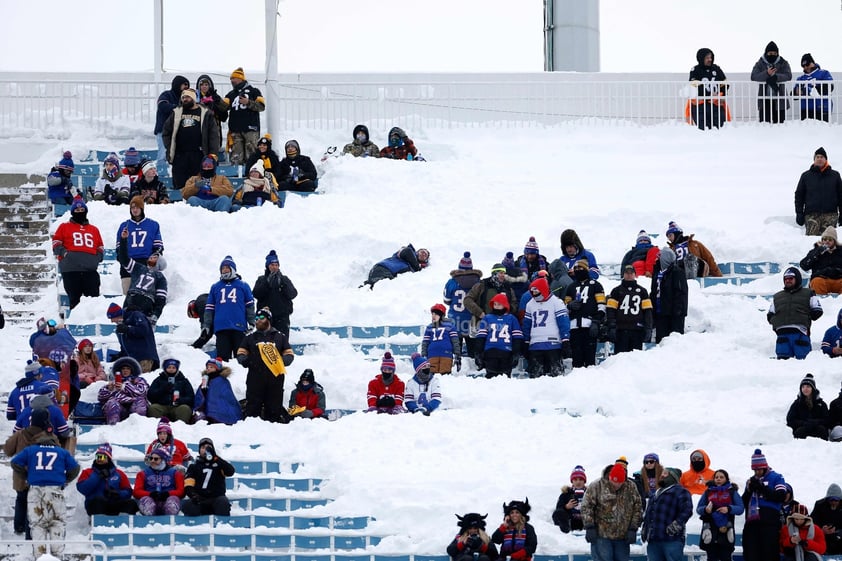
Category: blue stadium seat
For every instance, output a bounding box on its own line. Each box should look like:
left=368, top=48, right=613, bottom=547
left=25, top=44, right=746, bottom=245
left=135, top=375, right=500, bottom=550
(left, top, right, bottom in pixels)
left=334, top=516, right=370, bottom=530
left=213, top=533, right=253, bottom=549
left=76, top=163, right=102, bottom=175
left=230, top=460, right=265, bottom=474
left=253, top=554, right=293, bottom=561
left=174, top=532, right=211, bottom=547
left=91, top=532, right=130, bottom=547
left=230, top=177, right=245, bottom=189
left=132, top=532, right=172, bottom=547
left=236, top=476, right=273, bottom=491
left=334, top=555, right=372, bottom=561
left=288, top=498, right=330, bottom=510
left=414, top=557, right=450, bottom=561
left=217, top=164, right=241, bottom=177
left=179, top=515, right=211, bottom=527
left=374, top=556, right=411, bottom=561
left=211, top=554, right=253, bottom=561
left=274, top=477, right=316, bottom=491
left=296, top=535, right=333, bottom=549
left=334, top=536, right=368, bottom=549
left=214, top=514, right=252, bottom=528
left=253, top=534, right=293, bottom=548
left=253, top=514, right=291, bottom=528
left=91, top=514, right=131, bottom=528
left=293, top=516, right=331, bottom=529
left=132, top=515, right=172, bottom=528
left=251, top=497, right=290, bottom=511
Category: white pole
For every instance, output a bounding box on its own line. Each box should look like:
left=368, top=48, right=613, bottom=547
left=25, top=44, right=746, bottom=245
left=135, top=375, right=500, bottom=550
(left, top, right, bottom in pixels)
left=264, top=0, right=280, bottom=140
left=153, top=0, right=163, bottom=83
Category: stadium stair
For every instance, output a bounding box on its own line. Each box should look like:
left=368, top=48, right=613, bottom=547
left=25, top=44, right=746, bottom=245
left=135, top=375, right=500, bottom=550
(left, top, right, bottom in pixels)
left=0, top=180, right=55, bottom=327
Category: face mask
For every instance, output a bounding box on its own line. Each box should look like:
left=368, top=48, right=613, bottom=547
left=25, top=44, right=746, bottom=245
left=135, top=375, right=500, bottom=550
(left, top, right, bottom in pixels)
left=72, top=210, right=87, bottom=223
left=417, top=369, right=431, bottom=383
left=691, top=460, right=705, bottom=472
left=201, top=169, right=214, bottom=179
left=355, top=132, right=367, bottom=143
left=182, top=100, right=194, bottom=108
left=492, top=307, right=506, bottom=316
left=381, top=372, right=394, bottom=383
left=574, top=269, right=589, bottom=281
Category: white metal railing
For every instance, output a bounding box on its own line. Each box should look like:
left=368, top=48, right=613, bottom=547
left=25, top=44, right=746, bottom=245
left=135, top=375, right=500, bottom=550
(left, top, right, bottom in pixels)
left=0, top=76, right=837, bottom=134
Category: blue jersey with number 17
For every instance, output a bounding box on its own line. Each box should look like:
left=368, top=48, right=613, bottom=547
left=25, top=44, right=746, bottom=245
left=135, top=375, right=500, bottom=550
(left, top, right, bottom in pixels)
left=117, top=217, right=163, bottom=260
left=476, top=313, right=523, bottom=352
left=11, top=443, right=79, bottom=487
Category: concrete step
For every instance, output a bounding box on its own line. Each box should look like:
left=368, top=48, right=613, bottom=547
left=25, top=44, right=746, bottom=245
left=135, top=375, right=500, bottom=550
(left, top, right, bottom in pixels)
left=0, top=193, right=48, bottom=204
left=0, top=265, right=55, bottom=277
left=0, top=253, right=49, bottom=264
left=1, top=223, right=49, bottom=235
left=0, top=279, right=54, bottom=291
left=0, top=174, right=40, bottom=188
left=2, top=310, right=39, bottom=324
left=6, top=293, right=48, bottom=304
left=0, top=234, right=49, bottom=247
left=0, top=209, right=51, bottom=220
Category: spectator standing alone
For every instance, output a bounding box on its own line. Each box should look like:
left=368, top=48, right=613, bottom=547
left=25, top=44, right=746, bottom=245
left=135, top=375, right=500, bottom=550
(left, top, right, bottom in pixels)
left=223, top=67, right=265, bottom=165
left=688, top=48, right=729, bottom=130
left=252, top=250, right=298, bottom=335
left=52, top=197, right=104, bottom=309
left=795, top=147, right=842, bottom=236
left=750, top=41, right=792, bottom=124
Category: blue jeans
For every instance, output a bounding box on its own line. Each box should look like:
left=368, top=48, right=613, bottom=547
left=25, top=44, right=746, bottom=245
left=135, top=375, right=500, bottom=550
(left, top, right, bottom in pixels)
left=591, top=537, right=630, bottom=561
left=156, top=133, right=169, bottom=171
left=646, top=540, right=684, bottom=561
left=187, top=196, right=232, bottom=213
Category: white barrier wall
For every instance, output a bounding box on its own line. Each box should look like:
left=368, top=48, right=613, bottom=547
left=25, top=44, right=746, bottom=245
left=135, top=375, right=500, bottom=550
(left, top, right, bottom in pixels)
left=0, top=72, right=837, bottom=135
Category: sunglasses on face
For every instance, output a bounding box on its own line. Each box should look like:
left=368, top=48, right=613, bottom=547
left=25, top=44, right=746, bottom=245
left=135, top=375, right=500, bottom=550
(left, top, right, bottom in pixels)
left=255, top=313, right=270, bottom=320
left=644, top=460, right=656, bottom=464
left=95, top=454, right=109, bottom=462
left=148, top=456, right=162, bottom=463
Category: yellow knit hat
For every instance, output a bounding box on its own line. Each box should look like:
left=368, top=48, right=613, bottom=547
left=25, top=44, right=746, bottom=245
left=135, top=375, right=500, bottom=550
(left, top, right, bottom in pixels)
left=230, top=67, right=246, bottom=81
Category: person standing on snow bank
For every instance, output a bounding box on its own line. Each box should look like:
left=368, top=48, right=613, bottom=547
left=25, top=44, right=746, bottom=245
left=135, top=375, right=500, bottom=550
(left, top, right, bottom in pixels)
left=794, top=147, right=842, bottom=236
left=52, top=197, right=104, bottom=309
left=767, top=267, right=823, bottom=360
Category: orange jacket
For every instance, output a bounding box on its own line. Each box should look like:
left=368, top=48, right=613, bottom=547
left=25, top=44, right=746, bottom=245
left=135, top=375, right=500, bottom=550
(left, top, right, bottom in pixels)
left=680, top=449, right=715, bottom=495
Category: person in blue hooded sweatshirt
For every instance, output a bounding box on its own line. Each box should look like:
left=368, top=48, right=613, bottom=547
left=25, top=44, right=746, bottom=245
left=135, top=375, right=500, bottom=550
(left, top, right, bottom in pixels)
left=361, top=244, right=430, bottom=289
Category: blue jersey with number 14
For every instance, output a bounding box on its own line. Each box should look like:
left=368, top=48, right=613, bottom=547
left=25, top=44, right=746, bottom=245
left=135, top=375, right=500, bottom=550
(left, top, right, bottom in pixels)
left=205, top=278, right=255, bottom=332
left=476, top=314, right=523, bottom=352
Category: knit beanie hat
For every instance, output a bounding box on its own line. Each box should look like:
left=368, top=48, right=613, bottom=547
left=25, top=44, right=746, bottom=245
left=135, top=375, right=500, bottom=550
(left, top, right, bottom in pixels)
left=524, top=236, right=540, bottom=255
left=751, top=448, right=769, bottom=470
left=801, top=53, right=815, bottom=67
left=142, top=160, right=157, bottom=175
left=162, top=358, right=180, bottom=371
left=123, top=147, right=141, bottom=167
left=249, top=159, right=265, bottom=177
left=609, top=462, right=627, bottom=484
left=663, top=467, right=682, bottom=487
left=106, top=303, right=123, bottom=319
left=490, top=263, right=506, bottom=274
left=58, top=151, right=75, bottom=172
left=230, top=67, right=246, bottom=81
left=219, top=256, right=237, bottom=273
left=181, top=88, right=197, bottom=103
left=821, top=226, right=838, bottom=243
left=800, top=373, right=818, bottom=392
left=666, top=221, right=683, bottom=236
left=148, top=447, right=171, bottom=468
left=24, top=360, right=42, bottom=379
left=636, top=230, right=651, bottom=245
left=458, top=251, right=474, bottom=270
left=644, top=452, right=660, bottom=464
left=570, top=465, right=587, bottom=483
left=77, top=338, right=94, bottom=353
left=411, top=352, right=430, bottom=374
left=70, top=196, right=87, bottom=213
left=157, top=417, right=172, bottom=436
left=265, top=250, right=280, bottom=267
left=96, top=443, right=113, bottom=460
left=206, top=358, right=223, bottom=371
left=501, top=252, right=516, bottom=269
left=30, top=408, right=52, bottom=431
left=380, top=352, right=396, bottom=373
left=816, top=147, right=828, bottom=159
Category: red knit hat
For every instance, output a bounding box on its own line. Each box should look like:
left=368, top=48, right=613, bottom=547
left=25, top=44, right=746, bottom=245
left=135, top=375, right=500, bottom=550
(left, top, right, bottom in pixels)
left=609, top=462, right=627, bottom=484
left=381, top=352, right=396, bottom=373
left=570, top=465, right=587, bottom=483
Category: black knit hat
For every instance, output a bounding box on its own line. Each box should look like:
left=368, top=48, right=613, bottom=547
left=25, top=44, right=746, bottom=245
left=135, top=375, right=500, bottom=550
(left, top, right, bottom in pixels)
left=800, top=373, right=818, bottom=393
left=801, top=53, right=815, bottom=67
left=816, top=147, right=828, bottom=159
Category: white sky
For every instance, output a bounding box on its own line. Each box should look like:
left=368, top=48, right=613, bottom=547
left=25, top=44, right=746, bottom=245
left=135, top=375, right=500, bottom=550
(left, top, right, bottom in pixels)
left=3, top=0, right=842, bottom=74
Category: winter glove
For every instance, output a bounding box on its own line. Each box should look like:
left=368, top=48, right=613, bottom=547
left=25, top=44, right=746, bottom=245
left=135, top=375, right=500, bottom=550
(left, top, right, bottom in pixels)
left=561, top=340, right=572, bottom=359
left=455, top=355, right=461, bottom=373
left=115, top=323, right=128, bottom=334
left=236, top=354, right=250, bottom=367
left=282, top=354, right=294, bottom=366
left=299, top=410, right=314, bottom=419
left=588, top=320, right=601, bottom=340
left=566, top=300, right=583, bottom=313
left=666, top=521, right=682, bottom=536
left=103, top=487, right=120, bottom=499
left=192, top=328, right=212, bottom=349
left=466, top=535, right=483, bottom=550
left=376, top=395, right=396, bottom=408
left=627, top=529, right=638, bottom=544
left=796, top=213, right=805, bottom=226
left=185, top=487, right=199, bottom=500
left=585, top=527, right=598, bottom=543
left=151, top=491, right=169, bottom=502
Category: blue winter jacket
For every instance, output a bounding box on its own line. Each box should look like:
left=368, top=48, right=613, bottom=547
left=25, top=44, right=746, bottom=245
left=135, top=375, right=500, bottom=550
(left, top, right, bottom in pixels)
left=822, top=309, right=842, bottom=356
left=116, top=309, right=159, bottom=366
left=559, top=249, right=600, bottom=280
left=796, top=66, right=834, bottom=113
left=193, top=372, right=242, bottom=425
left=76, top=465, right=133, bottom=504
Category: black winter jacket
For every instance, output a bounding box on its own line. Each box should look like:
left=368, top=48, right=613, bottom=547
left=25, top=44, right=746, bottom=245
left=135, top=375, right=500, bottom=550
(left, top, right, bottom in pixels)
left=800, top=244, right=842, bottom=280
left=795, top=165, right=842, bottom=215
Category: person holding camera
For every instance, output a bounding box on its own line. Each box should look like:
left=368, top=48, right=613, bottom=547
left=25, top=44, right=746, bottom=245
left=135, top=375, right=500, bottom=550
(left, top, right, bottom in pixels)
left=252, top=249, right=298, bottom=335
left=741, top=449, right=788, bottom=561
left=447, top=513, right=499, bottom=561
left=552, top=466, right=588, bottom=534
left=800, top=226, right=842, bottom=295
left=181, top=437, right=235, bottom=517
left=750, top=41, right=792, bottom=124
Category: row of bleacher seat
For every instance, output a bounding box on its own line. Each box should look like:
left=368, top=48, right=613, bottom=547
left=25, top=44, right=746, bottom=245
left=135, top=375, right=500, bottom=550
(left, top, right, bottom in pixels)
left=92, top=555, right=743, bottom=561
